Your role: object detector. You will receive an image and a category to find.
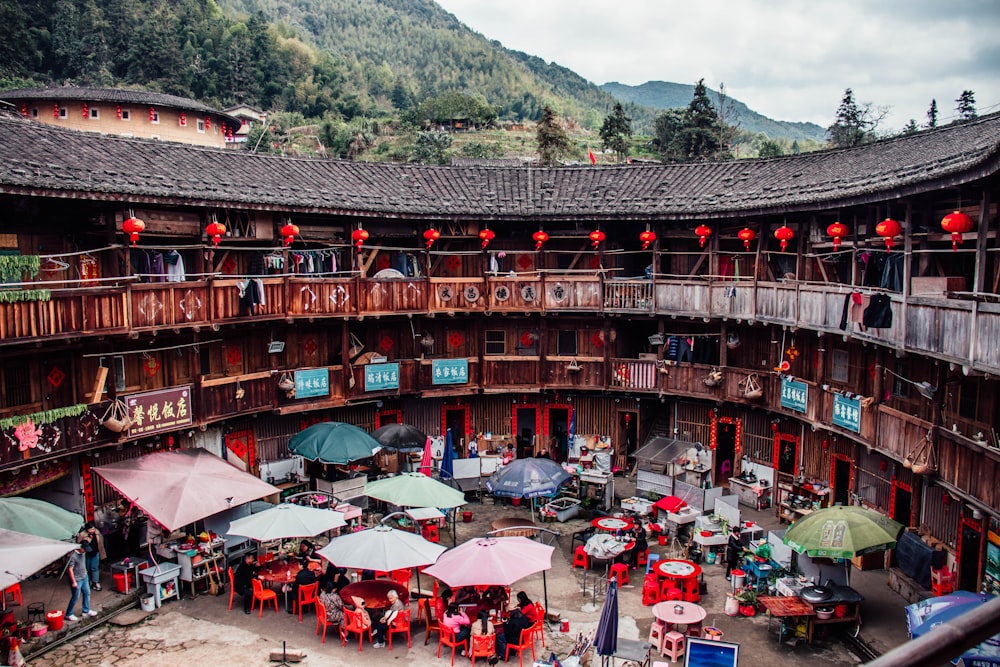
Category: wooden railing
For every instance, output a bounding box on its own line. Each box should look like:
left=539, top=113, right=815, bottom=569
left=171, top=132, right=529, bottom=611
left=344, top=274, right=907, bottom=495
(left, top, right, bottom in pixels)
left=0, top=287, right=128, bottom=343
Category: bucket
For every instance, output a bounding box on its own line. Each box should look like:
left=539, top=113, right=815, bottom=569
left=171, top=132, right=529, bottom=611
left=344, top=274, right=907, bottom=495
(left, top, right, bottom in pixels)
left=560, top=619, right=570, bottom=633
left=113, top=572, right=134, bottom=593
left=834, top=603, right=848, bottom=618
left=705, top=550, right=717, bottom=565
left=658, top=535, right=668, bottom=546
left=45, top=610, right=64, bottom=632
left=724, top=595, right=739, bottom=617
left=731, top=569, right=745, bottom=590
left=139, top=594, right=156, bottom=612
left=462, top=511, right=473, bottom=523
left=512, top=498, right=521, bottom=507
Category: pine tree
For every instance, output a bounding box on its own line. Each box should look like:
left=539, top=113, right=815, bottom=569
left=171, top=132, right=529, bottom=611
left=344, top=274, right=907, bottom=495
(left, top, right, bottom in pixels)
left=827, top=89, right=867, bottom=148
left=926, top=99, right=938, bottom=128
left=535, top=106, right=572, bottom=166
left=956, top=91, right=977, bottom=121
left=903, top=119, right=919, bottom=135
left=671, top=79, right=728, bottom=160
left=599, top=103, right=632, bottom=163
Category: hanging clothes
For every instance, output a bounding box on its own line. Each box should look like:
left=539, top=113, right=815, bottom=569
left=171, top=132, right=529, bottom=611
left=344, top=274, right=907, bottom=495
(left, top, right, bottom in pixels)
left=163, top=250, right=186, bottom=282
left=863, top=293, right=893, bottom=328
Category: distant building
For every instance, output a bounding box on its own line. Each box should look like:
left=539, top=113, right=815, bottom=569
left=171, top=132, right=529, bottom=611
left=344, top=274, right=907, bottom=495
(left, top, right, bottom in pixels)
left=223, top=103, right=267, bottom=145
left=0, top=86, right=242, bottom=148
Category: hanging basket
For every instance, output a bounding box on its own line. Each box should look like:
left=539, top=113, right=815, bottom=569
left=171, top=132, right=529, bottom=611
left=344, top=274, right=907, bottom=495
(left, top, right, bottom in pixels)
left=905, top=435, right=935, bottom=475
left=740, top=373, right=763, bottom=400
left=101, top=399, right=132, bottom=433
left=648, top=334, right=665, bottom=346
left=348, top=333, right=365, bottom=359
left=704, top=369, right=723, bottom=387
left=277, top=373, right=295, bottom=392
left=726, top=333, right=741, bottom=350
left=567, top=359, right=582, bottom=372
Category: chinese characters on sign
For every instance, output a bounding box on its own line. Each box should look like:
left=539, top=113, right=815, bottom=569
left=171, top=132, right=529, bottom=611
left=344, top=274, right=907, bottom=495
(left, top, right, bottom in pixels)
left=780, top=377, right=808, bottom=413
left=431, top=358, right=469, bottom=385
left=125, top=386, right=193, bottom=436
left=365, top=363, right=400, bottom=391
left=833, top=393, right=862, bottom=433
left=294, top=368, right=330, bottom=399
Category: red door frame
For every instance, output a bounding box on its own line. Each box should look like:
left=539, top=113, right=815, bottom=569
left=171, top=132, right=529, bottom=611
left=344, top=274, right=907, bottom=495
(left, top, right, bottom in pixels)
left=829, top=452, right=854, bottom=504
left=376, top=409, right=402, bottom=429
left=957, top=514, right=984, bottom=590
left=511, top=402, right=541, bottom=455
left=710, top=413, right=743, bottom=472
left=890, top=479, right=913, bottom=525
left=543, top=404, right=573, bottom=441
left=772, top=432, right=799, bottom=475
left=442, top=404, right=470, bottom=444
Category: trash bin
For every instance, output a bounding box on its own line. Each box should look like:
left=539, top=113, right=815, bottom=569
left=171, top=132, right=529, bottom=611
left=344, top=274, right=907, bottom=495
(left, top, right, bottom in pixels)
left=45, top=610, right=64, bottom=631
left=462, top=511, right=473, bottom=523
left=731, top=569, right=745, bottom=591
left=140, top=594, right=156, bottom=612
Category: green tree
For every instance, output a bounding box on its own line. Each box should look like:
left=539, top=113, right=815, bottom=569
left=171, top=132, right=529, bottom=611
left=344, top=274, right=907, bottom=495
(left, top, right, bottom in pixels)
left=827, top=88, right=867, bottom=148
left=409, top=131, right=452, bottom=164
left=902, top=119, right=919, bottom=135
left=926, top=99, right=938, bottom=128
left=652, top=108, right=684, bottom=156
left=956, top=90, right=977, bottom=121
left=599, top=103, right=632, bottom=162
left=535, top=105, right=572, bottom=166
left=669, top=79, right=730, bottom=161
left=757, top=139, right=784, bottom=158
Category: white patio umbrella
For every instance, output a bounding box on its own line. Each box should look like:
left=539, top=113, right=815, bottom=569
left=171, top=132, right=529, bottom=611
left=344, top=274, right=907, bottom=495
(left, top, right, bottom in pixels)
left=317, top=524, right=446, bottom=573
left=0, top=528, right=77, bottom=591
left=225, top=503, right=346, bottom=542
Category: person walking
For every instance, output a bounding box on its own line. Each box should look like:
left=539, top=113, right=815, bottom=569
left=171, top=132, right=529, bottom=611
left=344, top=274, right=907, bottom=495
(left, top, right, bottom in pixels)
left=725, top=526, right=742, bottom=581
left=66, top=542, right=97, bottom=621
left=80, top=521, right=106, bottom=590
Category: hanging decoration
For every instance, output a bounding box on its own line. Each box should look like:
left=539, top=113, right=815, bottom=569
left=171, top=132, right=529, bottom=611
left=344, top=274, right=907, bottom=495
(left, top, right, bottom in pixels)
left=303, top=339, right=318, bottom=356
left=351, top=227, right=369, bottom=251
left=591, top=332, right=604, bottom=347
left=148, top=107, right=156, bottom=122
left=639, top=229, right=657, bottom=250
left=448, top=332, right=464, bottom=349
left=225, top=346, right=242, bottom=365
left=827, top=221, right=848, bottom=251
left=81, top=103, right=89, bottom=119
left=737, top=227, right=756, bottom=251
left=52, top=104, right=60, bottom=118
left=940, top=211, right=974, bottom=251
left=122, top=216, right=145, bottom=247
left=875, top=218, right=902, bottom=250
left=13, top=420, right=42, bottom=453
left=588, top=229, right=605, bottom=248
left=205, top=219, right=227, bottom=247
left=46, top=367, right=65, bottom=388
left=423, top=228, right=441, bottom=249
left=532, top=230, right=549, bottom=250
left=478, top=228, right=495, bottom=249
left=280, top=222, right=299, bottom=247
left=379, top=335, right=394, bottom=353
left=694, top=224, right=713, bottom=247
left=0, top=289, right=51, bottom=304
left=774, top=224, right=795, bottom=252
left=0, top=404, right=88, bottom=432
left=143, top=356, right=161, bottom=377
left=116, top=105, right=122, bottom=119
left=19, top=103, right=27, bottom=118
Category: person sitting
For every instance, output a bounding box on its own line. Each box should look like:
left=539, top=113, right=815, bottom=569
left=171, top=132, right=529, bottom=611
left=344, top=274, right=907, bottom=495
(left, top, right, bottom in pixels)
left=471, top=609, right=503, bottom=664
left=321, top=563, right=350, bottom=591
left=318, top=579, right=346, bottom=626
left=502, top=443, right=515, bottom=465
left=434, top=588, right=453, bottom=623
left=371, top=588, right=405, bottom=649
left=626, top=519, right=648, bottom=570
left=287, top=557, right=318, bottom=614
left=514, top=591, right=540, bottom=624
left=442, top=602, right=472, bottom=648
left=298, top=539, right=321, bottom=567
left=534, top=449, right=551, bottom=460
left=233, top=553, right=260, bottom=615
left=502, top=607, right=534, bottom=658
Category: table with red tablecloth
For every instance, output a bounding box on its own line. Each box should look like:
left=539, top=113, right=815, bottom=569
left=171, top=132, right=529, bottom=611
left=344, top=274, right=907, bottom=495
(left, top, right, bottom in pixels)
left=592, top=516, right=635, bottom=533
left=341, top=579, right=409, bottom=612
left=653, top=559, right=702, bottom=602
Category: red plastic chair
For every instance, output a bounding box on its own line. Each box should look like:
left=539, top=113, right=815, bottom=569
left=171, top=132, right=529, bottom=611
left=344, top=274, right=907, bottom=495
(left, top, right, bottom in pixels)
left=341, top=607, right=373, bottom=652
left=422, top=598, right=441, bottom=645
left=438, top=625, right=468, bottom=666
left=470, top=633, right=496, bottom=666
left=314, top=600, right=336, bottom=643
left=294, top=581, right=319, bottom=622
left=251, top=579, right=278, bottom=617
left=3, top=583, right=22, bottom=607
left=572, top=545, right=589, bottom=569
left=505, top=630, right=536, bottom=667
left=391, top=567, right=413, bottom=590
left=387, top=608, right=411, bottom=650
left=227, top=568, right=235, bottom=611
left=531, top=603, right=546, bottom=648
left=422, top=523, right=440, bottom=543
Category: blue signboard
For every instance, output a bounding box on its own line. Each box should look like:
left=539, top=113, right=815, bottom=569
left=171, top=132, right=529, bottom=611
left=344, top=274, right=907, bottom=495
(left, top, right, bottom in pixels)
left=432, top=358, right=469, bottom=385
left=780, top=377, right=808, bottom=413
left=364, top=363, right=400, bottom=392
left=294, top=368, right=330, bottom=399
left=833, top=393, right=862, bottom=433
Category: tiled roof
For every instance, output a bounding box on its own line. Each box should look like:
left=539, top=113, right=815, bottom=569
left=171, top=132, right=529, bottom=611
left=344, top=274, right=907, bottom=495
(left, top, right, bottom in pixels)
left=0, top=111, right=998, bottom=220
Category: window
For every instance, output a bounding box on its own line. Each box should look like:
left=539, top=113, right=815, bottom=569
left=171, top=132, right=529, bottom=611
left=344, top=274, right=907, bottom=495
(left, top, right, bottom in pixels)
left=557, top=330, right=577, bottom=356
left=121, top=109, right=130, bottom=121
left=58, top=107, right=67, bottom=119
left=88, top=107, right=99, bottom=120
left=99, top=355, right=126, bottom=394
left=196, top=119, right=205, bottom=133
left=831, top=349, right=849, bottom=383
left=485, top=330, right=505, bottom=356
left=2, top=362, right=32, bottom=408
left=30, top=108, right=38, bottom=118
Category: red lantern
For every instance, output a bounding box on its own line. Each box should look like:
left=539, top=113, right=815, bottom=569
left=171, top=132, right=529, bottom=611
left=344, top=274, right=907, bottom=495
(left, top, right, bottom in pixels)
left=280, top=223, right=299, bottom=247
left=53, top=104, right=59, bottom=118
left=589, top=229, right=605, bottom=248
left=179, top=112, right=186, bottom=126
left=205, top=221, right=227, bottom=247
left=532, top=230, right=549, bottom=250
left=352, top=228, right=369, bottom=251
left=479, top=228, right=495, bottom=249
left=875, top=218, right=902, bottom=250
left=941, top=211, right=974, bottom=251
left=205, top=117, right=211, bottom=130
left=115, top=105, right=122, bottom=119
left=694, top=225, right=713, bottom=247
left=148, top=107, right=155, bottom=122
left=122, top=217, right=145, bottom=247
left=639, top=229, right=657, bottom=250
left=423, top=228, right=440, bottom=249
left=827, top=221, right=849, bottom=251
left=737, top=227, right=756, bottom=251
left=81, top=103, right=88, bottom=119
left=774, top=225, right=795, bottom=252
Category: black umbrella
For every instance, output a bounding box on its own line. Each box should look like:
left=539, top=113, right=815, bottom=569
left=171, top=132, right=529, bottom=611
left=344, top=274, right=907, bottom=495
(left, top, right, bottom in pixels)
left=594, top=577, right=619, bottom=666
left=371, top=423, right=429, bottom=453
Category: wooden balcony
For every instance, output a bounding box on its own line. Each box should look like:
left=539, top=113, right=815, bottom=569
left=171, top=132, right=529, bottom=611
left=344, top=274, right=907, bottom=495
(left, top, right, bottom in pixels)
left=603, top=280, right=653, bottom=313
left=210, top=278, right=286, bottom=322
left=480, top=357, right=539, bottom=391
left=286, top=278, right=356, bottom=318
left=609, top=358, right=658, bottom=391
left=358, top=278, right=428, bottom=316
left=428, top=278, right=486, bottom=313
left=0, top=287, right=128, bottom=344
left=486, top=276, right=542, bottom=313
left=0, top=403, right=113, bottom=468
left=653, top=280, right=710, bottom=317
left=543, top=357, right=603, bottom=389
left=542, top=275, right=602, bottom=312
left=130, top=283, right=210, bottom=331
left=197, top=372, right=276, bottom=420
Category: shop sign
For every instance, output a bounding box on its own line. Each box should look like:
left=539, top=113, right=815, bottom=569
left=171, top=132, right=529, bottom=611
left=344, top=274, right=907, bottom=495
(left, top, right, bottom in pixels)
left=833, top=393, right=861, bottom=433
left=294, top=368, right=329, bottom=399
left=365, top=363, right=399, bottom=391
left=432, top=358, right=468, bottom=385
left=984, top=530, right=1000, bottom=596
left=125, top=386, right=192, bottom=436
left=780, top=377, right=808, bottom=413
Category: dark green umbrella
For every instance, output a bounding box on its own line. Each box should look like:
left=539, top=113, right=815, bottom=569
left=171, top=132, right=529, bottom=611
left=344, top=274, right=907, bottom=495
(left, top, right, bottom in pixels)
left=783, top=505, right=904, bottom=559
left=287, top=422, right=381, bottom=464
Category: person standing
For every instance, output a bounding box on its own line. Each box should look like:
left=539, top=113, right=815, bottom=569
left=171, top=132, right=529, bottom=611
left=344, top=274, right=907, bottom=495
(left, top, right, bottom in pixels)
left=725, top=527, right=742, bottom=581
left=66, top=542, right=97, bottom=621
left=233, top=552, right=260, bottom=614
left=80, top=521, right=106, bottom=590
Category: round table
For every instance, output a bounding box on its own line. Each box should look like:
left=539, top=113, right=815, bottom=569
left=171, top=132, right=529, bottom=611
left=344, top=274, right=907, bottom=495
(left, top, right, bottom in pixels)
left=592, top=516, right=635, bottom=533
left=340, top=579, right=409, bottom=611
left=653, top=559, right=703, bottom=603
left=259, top=561, right=301, bottom=587
left=652, top=600, right=707, bottom=627
left=490, top=517, right=539, bottom=537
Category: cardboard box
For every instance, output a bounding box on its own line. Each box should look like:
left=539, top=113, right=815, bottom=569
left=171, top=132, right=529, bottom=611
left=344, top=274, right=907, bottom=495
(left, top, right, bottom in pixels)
left=911, top=277, right=966, bottom=295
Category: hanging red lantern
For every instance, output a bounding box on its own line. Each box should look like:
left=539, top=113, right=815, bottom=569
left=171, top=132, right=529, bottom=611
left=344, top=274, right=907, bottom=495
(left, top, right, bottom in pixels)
left=827, top=221, right=849, bottom=251
left=352, top=228, right=369, bottom=251
left=774, top=225, right=795, bottom=252
left=179, top=112, right=186, bottom=126
left=205, top=221, right=227, bottom=247
left=19, top=103, right=27, bottom=118
left=940, top=211, right=974, bottom=251
left=82, top=103, right=88, bottom=119
left=479, top=228, right=495, bottom=249
left=205, top=117, right=211, bottom=130
left=589, top=229, right=606, bottom=248
left=53, top=104, right=60, bottom=119
left=737, top=227, right=756, bottom=251
left=639, top=229, right=657, bottom=250
left=148, top=107, right=155, bottom=122
left=280, top=223, right=299, bottom=247
left=875, top=218, right=902, bottom=250
left=116, top=105, right=122, bottom=120
left=532, top=230, right=549, bottom=250
left=423, top=228, right=440, bottom=249
left=694, top=224, right=713, bottom=247
left=122, top=217, right=145, bottom=247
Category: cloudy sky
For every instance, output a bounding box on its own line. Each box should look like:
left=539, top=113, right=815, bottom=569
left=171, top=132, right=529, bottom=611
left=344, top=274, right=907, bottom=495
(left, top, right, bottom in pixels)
left=435, top=0, right=1000, bottom=131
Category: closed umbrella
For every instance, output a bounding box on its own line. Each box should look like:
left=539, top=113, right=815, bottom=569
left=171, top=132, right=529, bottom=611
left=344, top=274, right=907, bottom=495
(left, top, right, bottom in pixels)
left=287, top=422, right=381, bottom=464
left=225, top=503, right=345, bottom=542
left=365, top=472, right=467, bottom=509
left=0, top=528, right=78, bottom=591
left=783, top=505, right=904, bottom=560
left=372, top=423, right=428, bottom=453
left=419, top=437, right=433, bottom=476
left=0, top=497, right=84, bottom=541
left=317, top=524, right=445, bottom=573
left=594, top=578, right=619, bottom=667
left=441, top=428, right=455, bottom=479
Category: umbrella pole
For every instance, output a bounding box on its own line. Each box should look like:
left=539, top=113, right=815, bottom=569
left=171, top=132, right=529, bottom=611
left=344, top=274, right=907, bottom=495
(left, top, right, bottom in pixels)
left=543, top=570, right=548, bottom=623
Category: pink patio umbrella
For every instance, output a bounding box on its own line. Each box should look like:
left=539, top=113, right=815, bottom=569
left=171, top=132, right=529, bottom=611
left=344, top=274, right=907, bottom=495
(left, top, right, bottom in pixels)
left=419, top=436, right=433, bottom=476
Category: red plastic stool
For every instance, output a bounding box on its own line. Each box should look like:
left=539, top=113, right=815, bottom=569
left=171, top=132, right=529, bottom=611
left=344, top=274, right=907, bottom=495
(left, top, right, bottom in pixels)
left=572, top=546, right=589, bottom=570
left=648, top=619, right=667, bottom=653
left=642, top=579, right=661, bottom=606
left=661, top=631, right=685, bottom=661
left=609, top=563, right=629, bottom=586
left=931, top=567, right=955, bottom=596
left=636, top=549, right=649, bottom=570
left=664, top=586, right=682, bottom=602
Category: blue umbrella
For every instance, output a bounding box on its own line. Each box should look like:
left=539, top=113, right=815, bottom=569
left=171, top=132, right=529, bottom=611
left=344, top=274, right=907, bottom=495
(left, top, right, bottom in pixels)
left=441, top=428, right=455, bottom=479
left=594, top=577, right=619, bottom=666
left=911, top=594, right=1000, bottom=665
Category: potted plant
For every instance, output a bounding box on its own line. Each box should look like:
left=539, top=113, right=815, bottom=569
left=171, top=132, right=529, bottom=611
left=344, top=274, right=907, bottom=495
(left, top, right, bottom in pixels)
left=735, top=588, right=757, bottom=616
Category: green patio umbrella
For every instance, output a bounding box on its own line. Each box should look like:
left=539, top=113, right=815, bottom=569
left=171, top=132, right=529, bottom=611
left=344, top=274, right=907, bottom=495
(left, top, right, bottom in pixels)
left=782, top=505, right=904, bottom=560
left=364, top=472, right=467, bottom=508
left=287, top=422, right=381, bottom=464
left=0, top=497, right=84, bottom=541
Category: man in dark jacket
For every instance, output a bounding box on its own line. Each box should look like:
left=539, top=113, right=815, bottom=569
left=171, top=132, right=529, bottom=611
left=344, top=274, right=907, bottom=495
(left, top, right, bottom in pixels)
left=287, top=558, right=318, bottom=614
left=233, top=553, right=259, bottom=614
left=725, top=527, right=742, bottom=581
